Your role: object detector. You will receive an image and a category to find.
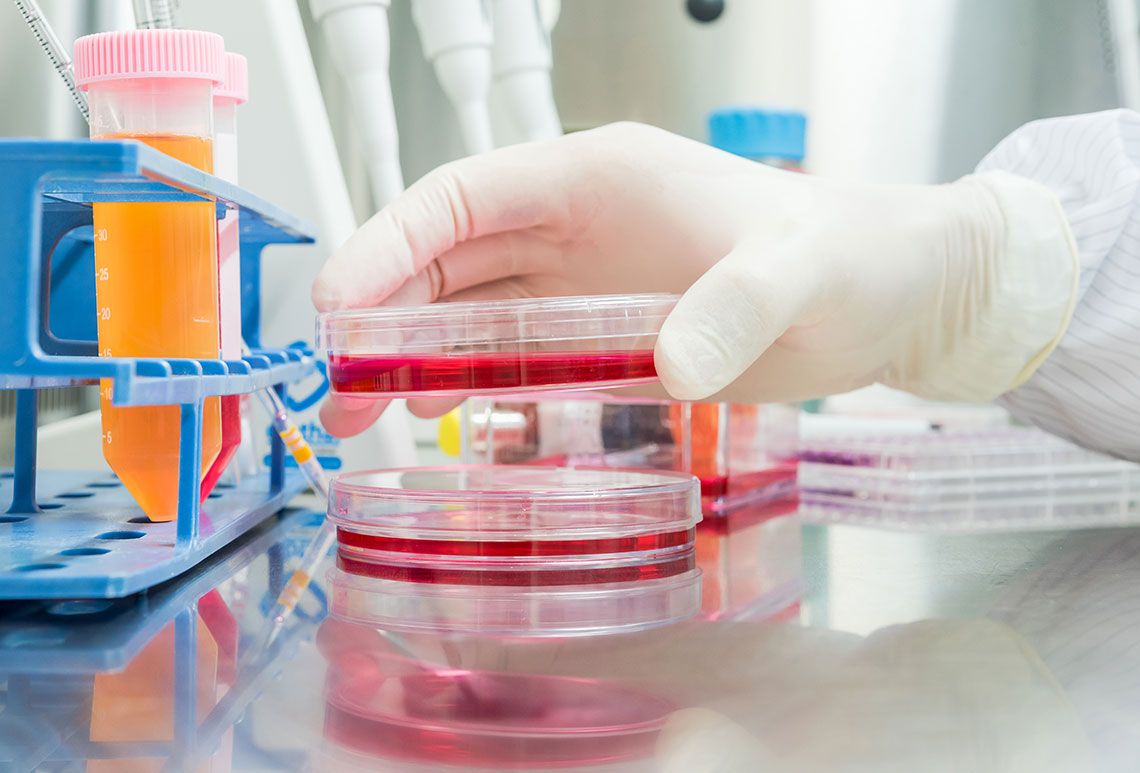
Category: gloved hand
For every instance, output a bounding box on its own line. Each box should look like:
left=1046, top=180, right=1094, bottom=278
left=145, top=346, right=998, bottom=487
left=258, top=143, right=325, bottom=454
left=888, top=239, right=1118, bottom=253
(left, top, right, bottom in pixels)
left=313, top=122, right=1078, bottom=437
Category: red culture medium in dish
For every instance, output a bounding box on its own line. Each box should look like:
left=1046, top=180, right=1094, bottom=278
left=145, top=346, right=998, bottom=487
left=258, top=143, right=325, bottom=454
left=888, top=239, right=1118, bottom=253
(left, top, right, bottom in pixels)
left=328, top=350, right=658, bottom=396
left=335, top=526, right=696, bottom=557
left=336, top=551, right=697, bottom=587
left=329, top=466, right=702, bottom=589
left=318, top=294, right=678, bottom=397
left=335, top=526, right=698, bottom=587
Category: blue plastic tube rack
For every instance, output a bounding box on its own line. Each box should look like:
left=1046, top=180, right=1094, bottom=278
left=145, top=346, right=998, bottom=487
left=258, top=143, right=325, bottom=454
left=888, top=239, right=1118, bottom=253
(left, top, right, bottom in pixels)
left=0, top=139, right=318, bottom=599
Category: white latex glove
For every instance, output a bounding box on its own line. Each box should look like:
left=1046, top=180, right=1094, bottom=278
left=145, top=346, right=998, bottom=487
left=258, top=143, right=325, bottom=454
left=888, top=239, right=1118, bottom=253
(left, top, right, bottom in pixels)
left=312, top=123, right=1078, bottom=437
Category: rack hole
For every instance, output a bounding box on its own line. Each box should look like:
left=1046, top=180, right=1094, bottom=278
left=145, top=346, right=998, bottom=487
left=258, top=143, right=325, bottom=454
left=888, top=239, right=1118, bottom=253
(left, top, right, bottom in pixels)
left=48, top=600, right=113, bottom=616
left=37, top=503, right=63, bottom=510
left=14, top=563, right=66, bottom=572
left=97, top=530, right=145, bottom=541
left=0, top=516, right=28, bottom=524
left=0, top=472, right=13, bottom=479
left=87, top=481, right=122, bottom=489
left=60, top=547, right=111, bottom=557
left=2, top=627, right=68, bottom=648
left=207, top=492, right=223, bottom=499
left=126, top=516, right=153, bottom=525
left=215, top=482, right=235, bottom=490
left=56, top=492, right=94, bottom=499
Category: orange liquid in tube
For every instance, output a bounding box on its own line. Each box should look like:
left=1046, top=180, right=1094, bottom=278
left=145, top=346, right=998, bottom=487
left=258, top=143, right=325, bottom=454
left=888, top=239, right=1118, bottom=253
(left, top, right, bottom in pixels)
left=92, top=133, right=222, bottom=522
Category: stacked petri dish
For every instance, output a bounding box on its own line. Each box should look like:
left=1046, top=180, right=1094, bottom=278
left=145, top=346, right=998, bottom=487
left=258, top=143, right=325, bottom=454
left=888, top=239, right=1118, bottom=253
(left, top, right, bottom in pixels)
left=320, top=462, right=700, bottom=769
left=316, top=294, right=704, bottom=771
left=328, top=465, right=703, bottom=636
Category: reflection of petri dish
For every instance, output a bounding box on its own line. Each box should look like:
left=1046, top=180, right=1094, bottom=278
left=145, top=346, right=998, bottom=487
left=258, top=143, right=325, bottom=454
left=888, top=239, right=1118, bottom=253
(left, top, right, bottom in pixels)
left=330, top=466, right=702, bottom=587
left=324, top=669, right=675, bottom=769
left=328, top=568, right=703, bottom=636
left=317, top=294, right=678, bottom=398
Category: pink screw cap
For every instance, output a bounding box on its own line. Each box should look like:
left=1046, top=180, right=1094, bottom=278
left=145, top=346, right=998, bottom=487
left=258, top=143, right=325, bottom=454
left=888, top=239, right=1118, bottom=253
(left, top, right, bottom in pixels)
left=214, top=53, right=249, bottom=105
left=73, top=29, right=225, bottom=89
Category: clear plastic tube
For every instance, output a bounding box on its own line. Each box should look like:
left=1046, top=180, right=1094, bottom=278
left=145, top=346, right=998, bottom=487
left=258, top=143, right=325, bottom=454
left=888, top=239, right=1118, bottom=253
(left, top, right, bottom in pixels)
left=75, top=29, right=227, bottom=521
left=200, top=66, right=246, bottom=500
left=86, top=77, right=222, bottom=521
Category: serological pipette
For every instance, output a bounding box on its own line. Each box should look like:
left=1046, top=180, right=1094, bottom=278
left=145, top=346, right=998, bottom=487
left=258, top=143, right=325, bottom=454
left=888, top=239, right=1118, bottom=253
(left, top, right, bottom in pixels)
left=247, top=385, right=478, bottom=705
left=243, top=386, right=336, bottom=657
left=12, top=0, right=89, bottom=122
left=132, top=0, right=179, bottom=29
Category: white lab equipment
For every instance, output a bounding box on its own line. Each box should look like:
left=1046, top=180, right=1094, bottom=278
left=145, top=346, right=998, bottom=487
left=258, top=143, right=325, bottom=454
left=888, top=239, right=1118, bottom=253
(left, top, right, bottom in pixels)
left=308, top=0, right=405, bottom=209
left=549, top=0, right=809, bottom=140
left=1105, top=0, right=1140, bottom=111
left=491, top=0, right=562, bottom=143
left=411, top=0, right=495, bottom=155
left=177, top=0, right=417, bottom=475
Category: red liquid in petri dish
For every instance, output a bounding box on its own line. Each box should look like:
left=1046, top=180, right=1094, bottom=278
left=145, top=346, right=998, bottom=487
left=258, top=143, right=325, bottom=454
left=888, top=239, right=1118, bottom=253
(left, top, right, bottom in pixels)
left=336, top=527, right=696, bottom=558
left=336, top=551, right=696, bottom=587
left=328, top=350, right=658, bottom=396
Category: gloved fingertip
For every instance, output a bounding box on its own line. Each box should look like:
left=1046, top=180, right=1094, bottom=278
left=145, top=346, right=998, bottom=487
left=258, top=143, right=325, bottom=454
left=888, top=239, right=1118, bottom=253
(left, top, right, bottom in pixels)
left=331, top=393, right=383, bottom=412
left=320, top=397, right=387, bottom=438
left=407, top=396, right=465, bottom=419
left=654, top=325, right=733, bottom=401
left=311, top=277, right=344, bottom=313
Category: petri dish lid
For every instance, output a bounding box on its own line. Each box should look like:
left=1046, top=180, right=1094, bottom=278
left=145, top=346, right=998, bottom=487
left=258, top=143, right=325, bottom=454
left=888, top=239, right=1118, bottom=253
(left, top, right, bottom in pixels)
left=317, top=293, right=678, bottom=397
left=328, top=568, right=703, bottom=637
left=329, top=465, right=702, bottom=543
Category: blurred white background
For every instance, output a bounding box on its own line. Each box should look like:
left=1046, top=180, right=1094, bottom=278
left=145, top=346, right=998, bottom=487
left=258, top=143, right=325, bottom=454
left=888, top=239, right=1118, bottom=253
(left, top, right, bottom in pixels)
left=3, top=0, right=1134, bottom=195
left=1, top=0, right=1136, bottom=465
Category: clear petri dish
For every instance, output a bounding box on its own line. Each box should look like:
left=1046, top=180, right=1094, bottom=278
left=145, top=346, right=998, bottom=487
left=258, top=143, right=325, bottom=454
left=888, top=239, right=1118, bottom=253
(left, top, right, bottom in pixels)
left=330, top=466, right=702, bottom=587
left=328, top=568, right=703, bottom=637
left=316, top=293, right=678, bottom=397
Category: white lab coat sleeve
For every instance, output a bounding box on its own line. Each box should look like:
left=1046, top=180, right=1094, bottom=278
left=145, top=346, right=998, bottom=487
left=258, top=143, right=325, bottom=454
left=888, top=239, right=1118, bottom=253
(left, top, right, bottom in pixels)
left=976, top=109, right=1140, bottom=462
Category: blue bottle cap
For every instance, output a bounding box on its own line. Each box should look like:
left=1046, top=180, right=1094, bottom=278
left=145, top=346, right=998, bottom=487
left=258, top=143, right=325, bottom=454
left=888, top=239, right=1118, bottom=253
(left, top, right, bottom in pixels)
left=707, top=107, right=807, bottom=162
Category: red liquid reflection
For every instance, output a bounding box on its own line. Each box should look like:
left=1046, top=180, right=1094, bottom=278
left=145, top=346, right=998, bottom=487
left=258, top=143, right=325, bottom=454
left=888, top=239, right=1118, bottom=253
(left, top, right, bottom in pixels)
left=325, top=669, right=673, bottom=768
left=329, top=350, right=658, bottom=395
